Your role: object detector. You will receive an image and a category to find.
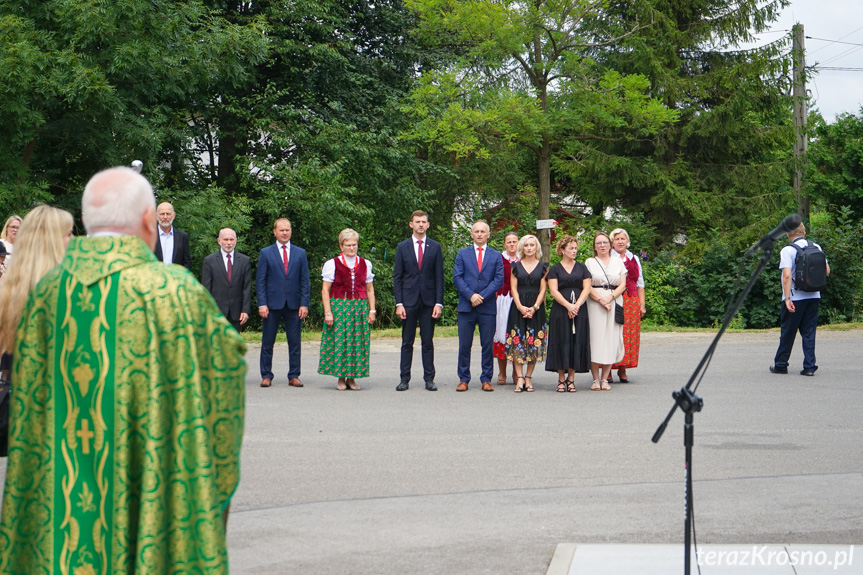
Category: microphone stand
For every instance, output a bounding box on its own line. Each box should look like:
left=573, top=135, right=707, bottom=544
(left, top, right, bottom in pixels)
left=652, top=242, right=776, bottom=574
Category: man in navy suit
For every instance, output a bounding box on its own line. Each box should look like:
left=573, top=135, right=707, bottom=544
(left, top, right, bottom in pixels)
left=453, top=221, right=504, bottom=392
left=256, top=218, right=310, bottom=388
left=393, top=210, right=444, bottom=391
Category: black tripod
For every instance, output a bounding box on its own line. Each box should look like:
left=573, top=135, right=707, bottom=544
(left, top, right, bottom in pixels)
left=652, top=236, right=782, bottom=574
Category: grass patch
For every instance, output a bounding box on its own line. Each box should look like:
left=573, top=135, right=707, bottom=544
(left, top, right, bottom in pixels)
left=238, top=322, right=862, bottom=344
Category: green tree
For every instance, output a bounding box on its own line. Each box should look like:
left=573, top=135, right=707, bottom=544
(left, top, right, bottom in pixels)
left=196, top=0, right=443, bottom=326
left=808, top=109, right=863, bottom=220
left=403, top=0, right=677, bottom=258
left=568, top=0, right=797, bottom=244
left=0, top=0, right=267, bottom=211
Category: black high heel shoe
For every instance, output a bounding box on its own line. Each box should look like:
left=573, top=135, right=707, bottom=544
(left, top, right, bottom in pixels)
left=514, top=376, right=526, bottom=393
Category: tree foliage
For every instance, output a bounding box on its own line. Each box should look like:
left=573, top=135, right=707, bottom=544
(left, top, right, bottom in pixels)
left=808, top=109, right=863, bottom=220
left=403, top=0, right=677, bottom=257
left=2, top=0, right=858, bottom=330
left=0, top=0, right=268, bottom=208
left=574, top=0, right=797, bottom=244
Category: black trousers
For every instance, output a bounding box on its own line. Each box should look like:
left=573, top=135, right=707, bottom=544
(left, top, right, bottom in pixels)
left=400, top=301, right=437, bottom=383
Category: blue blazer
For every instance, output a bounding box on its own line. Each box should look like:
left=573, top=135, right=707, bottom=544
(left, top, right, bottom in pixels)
left=453, top=246, right=504, bottom=314
left=393, top=237, right=444, bottom=309
left=256, top=243, right=311, bottom=310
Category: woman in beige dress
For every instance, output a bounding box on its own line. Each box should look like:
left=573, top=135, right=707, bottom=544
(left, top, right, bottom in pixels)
left=585, top=232, right=627, bottom=390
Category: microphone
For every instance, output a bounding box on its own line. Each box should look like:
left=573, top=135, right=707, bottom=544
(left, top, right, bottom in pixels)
left=745, top=214, right=802, bottom=256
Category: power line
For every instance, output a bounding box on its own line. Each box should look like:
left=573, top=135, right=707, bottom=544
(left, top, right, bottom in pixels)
left=819, top=44, right=863, bottom=66
left=806, top=25, right=863, bottom=56
left=813, top=66, right=863, bottom=71
left=806, top=36, right=863, bottom=48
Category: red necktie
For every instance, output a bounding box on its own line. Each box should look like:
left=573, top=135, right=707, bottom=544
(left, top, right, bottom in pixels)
left=477, top=247, right=483, bottom=272
left=226, top=253, right=233, bottom=282
left=417, top=240, right=424, bottom=270
left=282, top=244, right=289, bottom=275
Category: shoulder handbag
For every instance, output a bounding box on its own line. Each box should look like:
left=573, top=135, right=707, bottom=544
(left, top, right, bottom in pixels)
left=596, top=258, right=625, bottom=325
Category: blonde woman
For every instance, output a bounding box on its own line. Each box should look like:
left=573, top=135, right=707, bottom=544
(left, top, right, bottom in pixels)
left=0, top=215, right=23, bottom=262
left=319, top=228, right=376, bottom=390
left=505, top=234, right=547, bottom=392
left=0, top=206, right=73, bottom=455
left=0, top=206, right=74, bottom=356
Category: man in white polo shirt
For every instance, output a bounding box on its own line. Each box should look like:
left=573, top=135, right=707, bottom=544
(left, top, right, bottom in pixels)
left=770, top=223, right=830, bottom=377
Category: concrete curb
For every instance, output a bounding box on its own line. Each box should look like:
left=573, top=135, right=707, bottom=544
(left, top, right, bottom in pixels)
left=546, top=543, right=577, bottom=575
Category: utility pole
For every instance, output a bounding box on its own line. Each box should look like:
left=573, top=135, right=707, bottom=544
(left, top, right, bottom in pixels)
left=792, top=23, right=809, bottom=220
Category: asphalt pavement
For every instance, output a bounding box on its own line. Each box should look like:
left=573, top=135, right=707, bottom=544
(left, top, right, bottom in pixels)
left=228, top=329, right=862, bottom=574
left=1, top=329, right=861, bottom=574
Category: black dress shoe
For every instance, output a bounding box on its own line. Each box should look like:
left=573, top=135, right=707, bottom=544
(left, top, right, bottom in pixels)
left=769, top=365, right=788, bottom=374
left=396, top=382, right=409, bottom=391
left=425, top=381, right=437, bottom=391
left=800, top=369, right=816, bottom=376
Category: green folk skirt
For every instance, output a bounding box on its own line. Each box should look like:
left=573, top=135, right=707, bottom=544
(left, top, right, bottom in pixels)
left=318, top=298, right=371, bottom=378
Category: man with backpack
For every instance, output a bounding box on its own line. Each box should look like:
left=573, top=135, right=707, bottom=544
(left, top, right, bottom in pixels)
left=770, top=222, right=830, bottom=376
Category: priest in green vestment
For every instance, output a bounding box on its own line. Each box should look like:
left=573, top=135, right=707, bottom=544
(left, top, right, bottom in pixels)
left=0, top=167, right=247, bottom=574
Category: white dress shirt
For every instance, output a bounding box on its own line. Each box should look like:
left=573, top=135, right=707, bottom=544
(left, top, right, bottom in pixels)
left=159, top=227, right=174, bottom=264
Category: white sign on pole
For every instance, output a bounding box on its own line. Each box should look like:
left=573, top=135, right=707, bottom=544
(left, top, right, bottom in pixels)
left=535, top=219, right=558, bottom=230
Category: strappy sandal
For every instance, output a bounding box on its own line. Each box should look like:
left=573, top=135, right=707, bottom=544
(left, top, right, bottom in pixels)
left=591, top=380, right=601, bottom=391
left=346, top=378, right=360, bottom=390
left=601, top=380, right=611, bottom=391
left=557, top=380, right=567, bottom=393
left=566, top=379, right=576, bottom=393
left=337, top=378, right=347, bottom=391
left=497, top=374, right=507, bottom=385
left=514, top=376, right=525, bottom=392
left=524, top=376, right=534, bottom=392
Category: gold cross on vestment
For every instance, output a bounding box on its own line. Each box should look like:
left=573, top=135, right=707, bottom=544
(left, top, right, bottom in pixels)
left=76, top=419, right=95, bottom=454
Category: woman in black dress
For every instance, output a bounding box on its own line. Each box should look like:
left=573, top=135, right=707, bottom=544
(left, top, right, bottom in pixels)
left=545, top=235, right=592, bottom=392
left=505, top=234, right=548, bottom=392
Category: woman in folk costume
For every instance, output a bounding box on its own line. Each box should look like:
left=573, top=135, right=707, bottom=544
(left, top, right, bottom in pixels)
left=319, top=228, right=376, bottom=390
left=609, top=228, right=646, bottom=383
left=493, top=231, right=519, bottom=384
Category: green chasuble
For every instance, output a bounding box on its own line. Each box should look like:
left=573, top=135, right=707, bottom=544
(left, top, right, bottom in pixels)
left=0, top=236, right=247, bottom=574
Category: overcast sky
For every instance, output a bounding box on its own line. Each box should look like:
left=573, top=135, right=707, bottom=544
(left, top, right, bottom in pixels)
left=750, top=0, right=863, bottom=122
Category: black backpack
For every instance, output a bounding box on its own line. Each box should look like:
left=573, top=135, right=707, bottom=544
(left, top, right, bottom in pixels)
left=791, top=240, right=827, bottom=293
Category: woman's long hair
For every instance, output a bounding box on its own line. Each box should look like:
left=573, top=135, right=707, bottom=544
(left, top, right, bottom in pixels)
left=0, top=206, right=74, bottom=354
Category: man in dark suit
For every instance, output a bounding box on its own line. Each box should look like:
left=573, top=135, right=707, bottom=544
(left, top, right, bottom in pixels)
left=256, top=218, right=310, bottom=388
left=453, top=220, right=504, bottom=392
left=154, top=202, right=192, bottom=269
left=393, top=210, right=444, bottom=391
left=201, top=228, right=252, bottom=331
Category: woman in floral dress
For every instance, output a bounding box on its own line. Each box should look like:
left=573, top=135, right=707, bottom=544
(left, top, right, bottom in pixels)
left=505, top=234, right=548, bottom=392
